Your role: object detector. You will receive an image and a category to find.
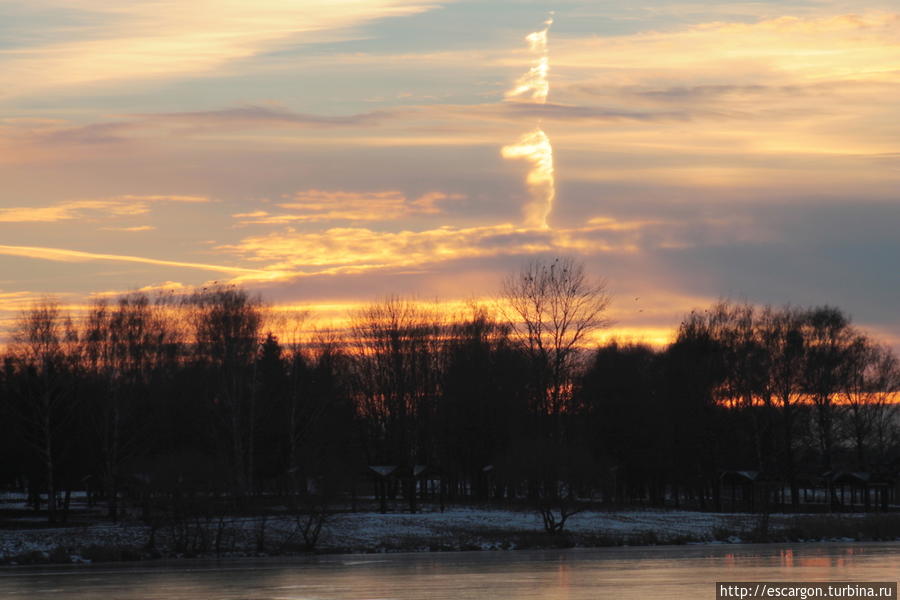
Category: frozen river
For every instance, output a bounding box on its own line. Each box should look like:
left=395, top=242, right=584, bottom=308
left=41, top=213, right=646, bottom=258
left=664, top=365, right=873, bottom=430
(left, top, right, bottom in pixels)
left=0, top=543, right=897, bottom=599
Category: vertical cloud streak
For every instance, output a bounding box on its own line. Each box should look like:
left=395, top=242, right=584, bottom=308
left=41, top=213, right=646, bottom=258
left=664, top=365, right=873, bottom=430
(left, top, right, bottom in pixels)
left=501, top=129, right=555, bottom=229
left=505, top=16, right=554, bottom=104
left=502, top=15, right=556, bottom=230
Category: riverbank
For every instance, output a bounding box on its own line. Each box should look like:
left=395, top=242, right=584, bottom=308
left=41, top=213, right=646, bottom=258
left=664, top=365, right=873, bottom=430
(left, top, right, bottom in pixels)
left=3, top=506, right=899, bottom=566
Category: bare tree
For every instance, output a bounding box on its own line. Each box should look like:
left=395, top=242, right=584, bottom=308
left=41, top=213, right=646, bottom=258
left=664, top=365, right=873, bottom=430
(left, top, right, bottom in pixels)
left=350, top=297, right=444, bottom=512
left=189, top=286, right=265, bottom=499
left=500, top=257, right=610, bottom=418
left=283, top=330, right=345, bottom=499
left=82, top=292, right=178, bottom=520
left=500, top=258, right=609, bottom=530
left=759, top=305, right=808, bottom=510
left=7, top=300, right=78, bottom=522
left=842, top=337, right=900, bottom=470
left=803, top=306, right=855, bottom=474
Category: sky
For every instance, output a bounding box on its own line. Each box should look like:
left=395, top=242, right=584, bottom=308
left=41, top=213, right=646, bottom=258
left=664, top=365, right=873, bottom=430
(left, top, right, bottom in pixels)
left=1, top=0, right=898, bottom=347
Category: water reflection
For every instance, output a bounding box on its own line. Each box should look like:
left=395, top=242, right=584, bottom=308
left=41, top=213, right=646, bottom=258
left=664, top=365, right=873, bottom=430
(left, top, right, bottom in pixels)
left=0, top=543, right=897, bottom=600
left=781, top=548, right=794, bottom=568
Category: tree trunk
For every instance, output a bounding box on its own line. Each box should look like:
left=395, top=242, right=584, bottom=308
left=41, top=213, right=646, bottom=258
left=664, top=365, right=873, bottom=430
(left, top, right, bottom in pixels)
left=44, top=407, right=57, bottom=523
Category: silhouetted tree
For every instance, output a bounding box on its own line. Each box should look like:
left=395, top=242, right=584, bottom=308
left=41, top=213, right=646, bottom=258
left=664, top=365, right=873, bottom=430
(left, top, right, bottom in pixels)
left=82, top=293, right=179, bottom=520
left=500, top=257, right=610, bottom=524
left=189, top=286, right=265, bottom=499
left=6, top=301, right=79, bottom=522
left=803, top=306, right=855, bottom=475
left=350, top=297, right=443, bottom=512
left=440, top=306, right=529, bottom=499
left=841, top=336, right=900, bottom=470
left=1, top=283, right=897, bottom=525
left=500, top=257, right=610, bottom=422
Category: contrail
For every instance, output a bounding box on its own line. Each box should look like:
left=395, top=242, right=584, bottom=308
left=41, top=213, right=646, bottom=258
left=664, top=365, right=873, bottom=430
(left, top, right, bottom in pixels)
left=501, top=129, right=554, bottom=230
left=0, top=244, right=282, bottom=279
left=505, top=15, right=553, bottom=104
left=502, top=15, right=555, bottom=230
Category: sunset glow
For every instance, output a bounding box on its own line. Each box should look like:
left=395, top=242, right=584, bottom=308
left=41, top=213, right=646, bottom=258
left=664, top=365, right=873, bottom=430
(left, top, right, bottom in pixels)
left=1, top=1, right=898, bottom=349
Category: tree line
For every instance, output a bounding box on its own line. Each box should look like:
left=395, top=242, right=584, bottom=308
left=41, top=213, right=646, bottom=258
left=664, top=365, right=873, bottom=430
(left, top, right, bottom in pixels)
left=1, top=258, right=898, bottom=524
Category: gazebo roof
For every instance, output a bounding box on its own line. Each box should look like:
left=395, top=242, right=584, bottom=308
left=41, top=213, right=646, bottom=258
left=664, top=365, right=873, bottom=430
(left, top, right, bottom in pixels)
left=368, top=465, right=398, bottom=478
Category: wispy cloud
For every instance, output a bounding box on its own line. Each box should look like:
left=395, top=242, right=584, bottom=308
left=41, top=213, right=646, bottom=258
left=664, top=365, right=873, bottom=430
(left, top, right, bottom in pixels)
left=0, top=290, right=61, bottom=313
left=0, top=195, right=210, bottom=223
left=233, top=190, right=460, bottom=225
left=133, top=105, right=398, bottom=130
left=0, top=244, right=281, bottom=279
left=101, top=225, right=157, bottom=232
left=218, top=223, right=544, bottom=275
left=554, top=12, right=900, bottom=105
left=0, top=199, right=146, bottom=223
left=215, top=213, right=755, bottom=280
left=117, top=195, right=210, bottom=204
left=0, top=1, right=444, bottom=99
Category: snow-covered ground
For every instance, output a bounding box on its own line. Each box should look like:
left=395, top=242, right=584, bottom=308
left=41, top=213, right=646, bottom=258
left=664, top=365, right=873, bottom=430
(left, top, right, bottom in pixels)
left=315, top=507, right=759, bottom=550
left=0, top=506, right=776, bottom=561
left=0, top=521, right=149, bottom=561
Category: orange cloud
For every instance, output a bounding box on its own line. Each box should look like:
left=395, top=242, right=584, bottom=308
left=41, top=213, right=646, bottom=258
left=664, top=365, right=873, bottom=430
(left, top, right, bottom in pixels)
left=101, top=226, right=157, bottom=232
left=0, top=195, right=210, bottom=223
left=234, top=190, right=460, bottom=225
left=116, top=195, right=210, bottom=204
left=219, top=224, right=538, bottom=274
left=215, top=215, right=711, bottom=279
left=0, top=291, right=58, bottom=313
left=0, top=200, right=146, bottom=223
